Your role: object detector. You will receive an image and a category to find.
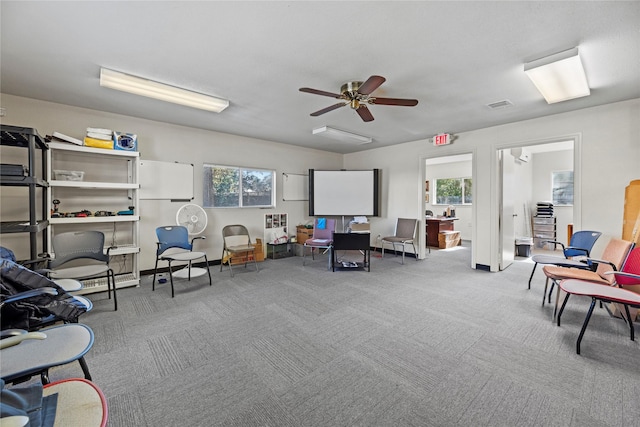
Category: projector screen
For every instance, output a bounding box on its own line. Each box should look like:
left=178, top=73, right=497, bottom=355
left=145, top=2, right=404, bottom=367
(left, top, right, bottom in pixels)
left=309, top=169, right=380, bottom=216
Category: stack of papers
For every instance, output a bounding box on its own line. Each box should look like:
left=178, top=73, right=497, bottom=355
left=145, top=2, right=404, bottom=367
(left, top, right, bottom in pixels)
left=51, top=132, right=83, bottom=146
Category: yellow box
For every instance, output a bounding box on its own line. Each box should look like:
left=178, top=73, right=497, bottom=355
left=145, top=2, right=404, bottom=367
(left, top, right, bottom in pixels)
left=84, top=136, right=114, bottom=149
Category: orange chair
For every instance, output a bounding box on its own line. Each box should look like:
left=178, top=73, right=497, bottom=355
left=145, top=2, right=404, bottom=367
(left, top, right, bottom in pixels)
left=542, top=238, right=633, bottom=314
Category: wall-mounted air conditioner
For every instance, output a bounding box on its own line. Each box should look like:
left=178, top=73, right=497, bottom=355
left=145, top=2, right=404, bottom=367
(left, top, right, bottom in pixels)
left=510, top=147, right=530, bottom=163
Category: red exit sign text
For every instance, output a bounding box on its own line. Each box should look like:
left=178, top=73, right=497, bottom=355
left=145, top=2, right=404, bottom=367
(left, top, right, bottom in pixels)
left=433, top=133, right=451, bottom=146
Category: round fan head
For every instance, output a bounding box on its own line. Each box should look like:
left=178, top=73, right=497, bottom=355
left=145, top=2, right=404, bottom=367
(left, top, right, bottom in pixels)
left=176, top=203, right=208, bottom=235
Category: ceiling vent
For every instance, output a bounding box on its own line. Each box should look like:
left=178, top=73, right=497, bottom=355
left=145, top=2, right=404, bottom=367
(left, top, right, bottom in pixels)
left=486, top=100, right=513, bottom=110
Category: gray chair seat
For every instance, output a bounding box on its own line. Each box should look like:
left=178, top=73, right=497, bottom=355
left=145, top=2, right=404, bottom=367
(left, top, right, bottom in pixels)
left=49, top=265, right=110, bottom=280
left=1, top=323, right=94, bottom=384
left=160, top=250, right=207, bottom=262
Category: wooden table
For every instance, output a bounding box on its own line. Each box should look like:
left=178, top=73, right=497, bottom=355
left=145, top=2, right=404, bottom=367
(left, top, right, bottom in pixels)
left=426, top=217, right=458, bottom=247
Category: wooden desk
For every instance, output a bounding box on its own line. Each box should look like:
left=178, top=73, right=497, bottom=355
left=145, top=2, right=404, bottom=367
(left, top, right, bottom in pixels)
left=332, top=233, right=370, bottom=272
left=426, top=217, right=458, bottom=247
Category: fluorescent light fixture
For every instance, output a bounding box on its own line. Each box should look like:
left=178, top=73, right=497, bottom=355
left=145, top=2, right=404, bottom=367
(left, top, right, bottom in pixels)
left=312, top=126, right=372, bottom=144
left=99, top=68, right=229, bottom=112
left=524, top=48, right=590, bottom=104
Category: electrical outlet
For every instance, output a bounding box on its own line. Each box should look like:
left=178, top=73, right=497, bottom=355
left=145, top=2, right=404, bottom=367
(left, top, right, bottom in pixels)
left=0, top=107, right=5, bottom=117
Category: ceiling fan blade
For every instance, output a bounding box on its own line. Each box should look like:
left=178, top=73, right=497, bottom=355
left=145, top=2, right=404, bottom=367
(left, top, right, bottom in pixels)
left=356, top=105, right=375, bottom=122
left=310, top=102, right=348, bottom=116
left=299, top=87, right=343, bottom=98
left=370, top=97, right=419, bottom=106
left=357, top=75, right=386, bottom=95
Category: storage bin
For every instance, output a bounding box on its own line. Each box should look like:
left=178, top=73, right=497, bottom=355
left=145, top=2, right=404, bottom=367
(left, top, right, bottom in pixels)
left=515, top=237, right=533, bottom=257
left=53, top=170, right=84, bottom=181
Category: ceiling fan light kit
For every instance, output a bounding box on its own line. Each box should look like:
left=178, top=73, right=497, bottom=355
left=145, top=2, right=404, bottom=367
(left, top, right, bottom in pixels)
left=312, top=126, right=372, bottom=145
left=524, top=47, right=590, bottom=104
left=300, top=75, right=418, bottom=122
left=100, top=68, right=229, bottom=113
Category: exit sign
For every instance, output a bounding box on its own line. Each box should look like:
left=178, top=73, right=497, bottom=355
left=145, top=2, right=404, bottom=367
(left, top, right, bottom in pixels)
left=433, top=133, right=451, bottom=146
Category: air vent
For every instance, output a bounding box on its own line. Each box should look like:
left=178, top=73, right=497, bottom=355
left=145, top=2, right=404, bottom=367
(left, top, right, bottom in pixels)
left=486, top=100, right=513, bottom=109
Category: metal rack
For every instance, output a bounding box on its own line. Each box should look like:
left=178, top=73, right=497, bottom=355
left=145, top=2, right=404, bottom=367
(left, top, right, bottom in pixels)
left=0, top=125, right=49, bottom=259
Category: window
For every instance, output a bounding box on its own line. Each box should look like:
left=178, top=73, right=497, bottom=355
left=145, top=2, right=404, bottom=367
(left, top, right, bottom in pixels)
left=434, top=177, right=472, bottom=205
left=552, top=171, right=573, bottom=206
left=203, top=164, right=275, bottom=208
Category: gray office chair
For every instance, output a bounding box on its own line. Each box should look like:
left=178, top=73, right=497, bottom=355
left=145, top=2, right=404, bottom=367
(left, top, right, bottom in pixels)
left=48, top=231, right=117, bottom=311
left=221, top=225, right=259, bottom=277
left=381, top=218, right=418, bottom=264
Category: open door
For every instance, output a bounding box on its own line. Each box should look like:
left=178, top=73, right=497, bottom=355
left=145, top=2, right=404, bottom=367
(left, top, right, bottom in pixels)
left=499, top=150, right=515, bottom=270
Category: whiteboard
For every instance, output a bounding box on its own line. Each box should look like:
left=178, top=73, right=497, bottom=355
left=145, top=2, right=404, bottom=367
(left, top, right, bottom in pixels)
left=310, top=169, right=379, bottom=216
left=282, top=173, right=308, bottom=201
left=139, top=160, right=194, bottom=200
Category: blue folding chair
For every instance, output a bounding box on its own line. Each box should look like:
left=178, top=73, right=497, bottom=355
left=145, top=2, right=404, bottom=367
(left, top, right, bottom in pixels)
left=153, top=226, right=212, bottom=297
left=527, top=230, right=602, bottom=291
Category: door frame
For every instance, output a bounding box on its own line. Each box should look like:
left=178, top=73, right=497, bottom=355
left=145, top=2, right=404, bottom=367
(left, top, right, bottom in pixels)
left=492, top=133, right=582, bottom=272
left=419, top=148, right=477, bottom=267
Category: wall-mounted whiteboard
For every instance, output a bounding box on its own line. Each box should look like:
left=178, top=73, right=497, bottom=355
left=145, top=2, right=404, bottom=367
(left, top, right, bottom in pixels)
left=282, top=173, right=308, bottom=201
left=139, top=160, right=194, bottom=200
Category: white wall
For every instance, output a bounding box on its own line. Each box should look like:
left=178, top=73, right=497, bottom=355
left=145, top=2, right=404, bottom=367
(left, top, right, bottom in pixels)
left=508, top=150, right=534, bottom=239
left=531, top=149, right=573, bottom=245
left=0, top=94, right=342, bottom=269
left=344, top=98, right=640, bottom=270
left=2, top=95, right=639, bottom=272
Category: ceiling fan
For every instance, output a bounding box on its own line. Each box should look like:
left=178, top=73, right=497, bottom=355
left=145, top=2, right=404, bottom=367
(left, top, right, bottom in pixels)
left=299, top=75, right=418, bottom=122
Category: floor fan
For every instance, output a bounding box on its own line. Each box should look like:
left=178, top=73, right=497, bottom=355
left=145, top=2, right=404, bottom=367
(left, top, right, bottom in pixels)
left=173, top=203, right=208, bottom=278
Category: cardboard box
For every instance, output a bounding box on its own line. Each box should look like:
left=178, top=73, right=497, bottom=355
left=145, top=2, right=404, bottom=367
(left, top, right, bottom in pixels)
left=229, top=238, right=264, bottom=264
left=438, top=231, right=461, bottom=249
left=350, top=223, right=370, bottom=233
left=296, top=226, right=314, bottom=244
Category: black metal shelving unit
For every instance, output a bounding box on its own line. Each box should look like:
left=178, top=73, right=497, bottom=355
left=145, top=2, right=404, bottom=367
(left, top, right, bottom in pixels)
left=0, top=125, right=49, bottom=259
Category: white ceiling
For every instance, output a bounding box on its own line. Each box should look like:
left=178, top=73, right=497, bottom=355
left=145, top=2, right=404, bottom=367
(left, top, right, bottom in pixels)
left=1, top=1, right=639, bottom=154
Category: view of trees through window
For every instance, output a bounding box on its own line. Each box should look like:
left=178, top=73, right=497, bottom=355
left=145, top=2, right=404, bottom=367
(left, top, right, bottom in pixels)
left=435, top=177, right=472, bottom=205
left=203, top=164, right=275, bottom=208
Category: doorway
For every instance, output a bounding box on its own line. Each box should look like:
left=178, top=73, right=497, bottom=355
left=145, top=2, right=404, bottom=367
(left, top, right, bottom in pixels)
left=422, top=152, right=475, bottom=263
left=498, top=139, right=578, bottom=270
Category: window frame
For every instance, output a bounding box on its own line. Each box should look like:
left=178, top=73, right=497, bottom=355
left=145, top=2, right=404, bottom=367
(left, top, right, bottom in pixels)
left=551, top=170, right=574, bottom=206
left=433, top=177, right=473, bottom=205
left=203, top=164, right=276, bottom=208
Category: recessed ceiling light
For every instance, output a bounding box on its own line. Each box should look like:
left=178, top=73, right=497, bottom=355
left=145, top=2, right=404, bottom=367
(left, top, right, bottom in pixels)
left=524, top=48, right=590, bottom=104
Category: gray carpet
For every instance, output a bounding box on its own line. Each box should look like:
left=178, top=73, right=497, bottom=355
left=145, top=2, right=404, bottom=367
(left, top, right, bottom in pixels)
left=45, top=243, right=640, bottom=426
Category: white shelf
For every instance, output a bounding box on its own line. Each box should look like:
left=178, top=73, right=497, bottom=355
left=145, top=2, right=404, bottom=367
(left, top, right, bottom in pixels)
left=75, top=273, right=139, bottom=295
left=50, top=180, right=139, bottom=190
left=109, top=245, right=140, bottom=256
left=48, top=141, right=139, bottom=158
left=49, top=215, right=139, bottom=224
left=47, top=140, right=140, bottom=295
